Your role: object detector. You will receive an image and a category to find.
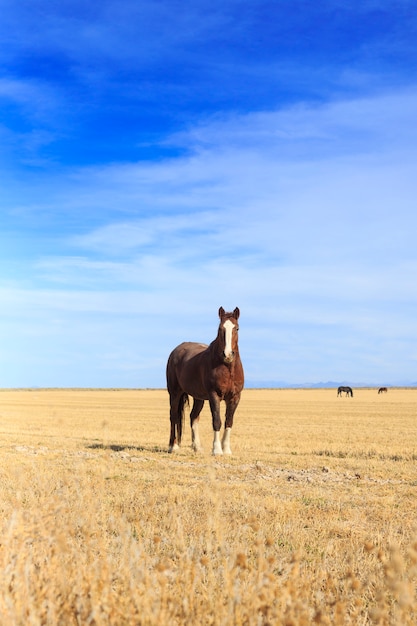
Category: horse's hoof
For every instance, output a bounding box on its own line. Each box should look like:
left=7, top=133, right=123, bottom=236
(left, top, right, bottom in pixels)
left=169, top=443, right=180, bottom=453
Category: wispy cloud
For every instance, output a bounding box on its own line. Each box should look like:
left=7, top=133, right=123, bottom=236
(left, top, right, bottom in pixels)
left=31, top=88, right=413, bottom=271
left=8, top=88, right=415, bottom=292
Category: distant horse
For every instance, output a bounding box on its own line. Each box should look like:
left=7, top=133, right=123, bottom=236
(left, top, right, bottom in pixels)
left=378, top=387, right=388, bottom=394
left=167, top=307, right=244, bottom=455
left=337, top=386, right=353, bottom=397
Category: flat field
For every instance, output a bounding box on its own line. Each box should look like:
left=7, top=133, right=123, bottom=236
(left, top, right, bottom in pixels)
left=0, top=388, right=416, bottom=625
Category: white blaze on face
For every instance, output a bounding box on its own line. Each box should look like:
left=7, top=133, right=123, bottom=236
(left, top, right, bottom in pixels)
left=223, top=319, right=235, bottom=359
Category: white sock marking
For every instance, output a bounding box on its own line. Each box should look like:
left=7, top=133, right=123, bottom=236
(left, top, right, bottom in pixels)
left=192, top=421, right=203, bottom=452
left=222, top=427, right=232, bottom=454
left=212, top=431, right=223, bottom=455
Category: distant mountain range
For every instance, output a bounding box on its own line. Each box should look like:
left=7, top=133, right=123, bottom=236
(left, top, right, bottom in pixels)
left=244, top=380, right=417, bottom=388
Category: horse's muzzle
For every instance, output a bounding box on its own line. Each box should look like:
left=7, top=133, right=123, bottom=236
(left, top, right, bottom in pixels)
left=223, top=351, right=235, bottom=363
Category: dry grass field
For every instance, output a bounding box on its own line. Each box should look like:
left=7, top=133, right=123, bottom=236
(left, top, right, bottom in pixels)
left=0, top=387, right=416, bottom=625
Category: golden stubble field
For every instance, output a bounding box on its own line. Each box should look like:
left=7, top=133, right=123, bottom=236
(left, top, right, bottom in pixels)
left=0, top=388, right=416, bottom=625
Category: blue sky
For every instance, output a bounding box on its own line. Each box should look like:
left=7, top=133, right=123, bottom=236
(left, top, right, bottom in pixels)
left=1, top=0, right=417, bottom=387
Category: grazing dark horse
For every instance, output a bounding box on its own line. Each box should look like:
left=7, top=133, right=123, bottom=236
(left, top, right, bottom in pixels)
left=167, top=307, right=244, bottom=455
left=337, top=386, right=353, bottom=397
left=378, top=387, right=388, bottom=394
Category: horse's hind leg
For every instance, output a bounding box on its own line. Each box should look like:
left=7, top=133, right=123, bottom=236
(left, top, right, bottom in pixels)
left=168, top=395, right=180, bottom=452
left=190, top=398, right=204, bottom=452
left=168, top=392, right=185, bottom=453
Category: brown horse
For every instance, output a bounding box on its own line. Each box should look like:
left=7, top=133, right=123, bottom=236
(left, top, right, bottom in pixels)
left=167, top=307, right=244, bottom=455
left=378, top=387, right=388, bottom=394
left=337, top=386, right=353, bottom=397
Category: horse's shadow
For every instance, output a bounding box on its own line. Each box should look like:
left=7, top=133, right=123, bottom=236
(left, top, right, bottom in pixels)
left=87, top=443, right=166, bottom=454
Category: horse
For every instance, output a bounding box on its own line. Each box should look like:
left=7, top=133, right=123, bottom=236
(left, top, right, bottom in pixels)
left=337, top=386, right=353, bottom=397
left=166, top=307, right=244, bottom=455
left=378, top=387, right=388, bottom=394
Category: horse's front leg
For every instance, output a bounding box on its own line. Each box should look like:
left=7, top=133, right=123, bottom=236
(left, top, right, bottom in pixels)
left=222, top=394, right=241, bottom=455
left=208, top=394, right=223, bottom=455
left=190, top=398, right=204, bottom=453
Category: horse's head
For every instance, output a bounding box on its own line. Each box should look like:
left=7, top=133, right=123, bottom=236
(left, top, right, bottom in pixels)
left=218, top=306, right=240, bottom=364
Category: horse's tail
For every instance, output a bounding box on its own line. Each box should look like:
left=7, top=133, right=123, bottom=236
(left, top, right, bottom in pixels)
left=176, top=393, right=189, bottom=445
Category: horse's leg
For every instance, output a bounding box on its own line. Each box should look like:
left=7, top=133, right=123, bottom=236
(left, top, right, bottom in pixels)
left=208, top=393, right=223, bottom=455
left=222, top=427, right=232, bottom=454
left=168, top=392, right=184, bottom=453
left=222, top=394, right=241, bottom=454
left=169, top=399, right=179, bottom=452
left=190, top=398, right=204, bottom=453
left=167, top=355, right=182, bottom=453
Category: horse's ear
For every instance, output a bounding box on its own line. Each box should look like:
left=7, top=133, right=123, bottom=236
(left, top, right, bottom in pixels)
left=219, top=307, right=225, bottom=319
left=233, top=307, right=240, bottom=320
